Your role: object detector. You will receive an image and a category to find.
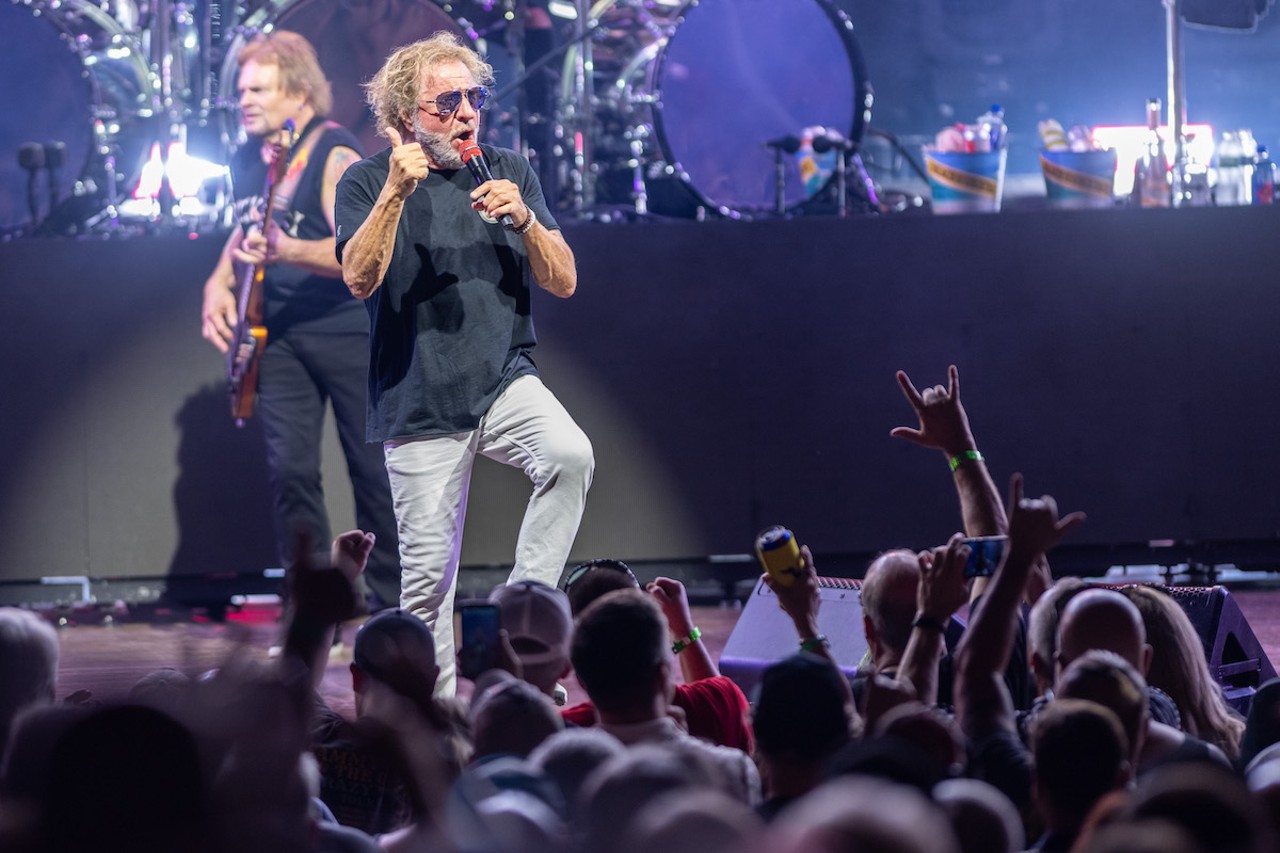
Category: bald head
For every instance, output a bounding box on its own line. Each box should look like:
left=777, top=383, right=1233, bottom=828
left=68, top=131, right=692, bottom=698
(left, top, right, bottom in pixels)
left=861, top=550, right=921, bottom=663
left=1056, top=589, right=1150, bottom=682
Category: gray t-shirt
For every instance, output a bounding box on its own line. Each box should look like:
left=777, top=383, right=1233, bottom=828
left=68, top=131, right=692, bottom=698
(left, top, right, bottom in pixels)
left=335, top=144, right=557, bottom=441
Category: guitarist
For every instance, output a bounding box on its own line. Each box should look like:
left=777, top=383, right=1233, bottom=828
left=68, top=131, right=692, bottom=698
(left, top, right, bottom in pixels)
left=200, top=31, right=401, bottom=613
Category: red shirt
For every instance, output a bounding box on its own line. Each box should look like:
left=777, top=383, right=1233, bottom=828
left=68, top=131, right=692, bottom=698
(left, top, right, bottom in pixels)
left=560, top=675, right=754, bottom=754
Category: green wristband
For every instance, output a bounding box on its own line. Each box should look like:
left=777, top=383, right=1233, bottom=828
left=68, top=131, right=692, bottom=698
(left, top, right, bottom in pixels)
left=799, top=634, right=830, bottom=653
left=948, top=450, right=984, bottom=472
left=672, top=626, right=702, bottom=655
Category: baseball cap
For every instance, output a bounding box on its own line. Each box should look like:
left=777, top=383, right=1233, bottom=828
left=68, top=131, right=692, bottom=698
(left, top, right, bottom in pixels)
left=489, top=580, right=573, bottom=666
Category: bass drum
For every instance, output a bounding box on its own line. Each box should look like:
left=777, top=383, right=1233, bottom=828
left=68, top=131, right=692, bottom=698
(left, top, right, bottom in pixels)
left=0, top=0, right=153, bottom=234
left=566, top=0, right=871, bottom=217
left=220, top=0, right=517, bottom=160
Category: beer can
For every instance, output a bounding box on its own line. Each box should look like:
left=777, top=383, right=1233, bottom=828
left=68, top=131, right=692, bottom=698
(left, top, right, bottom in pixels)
left=755, top=525, right=801, bottom=586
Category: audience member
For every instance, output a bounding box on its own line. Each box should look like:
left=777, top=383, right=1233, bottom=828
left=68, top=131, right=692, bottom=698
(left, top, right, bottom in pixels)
left=764, top=775, right=961, bottom=853
left=751, top=652, right=855, bottom=820
left=1026, top=577, right=1086, bottom=696
left=889, top=365, right=1035, bottom=710
left=569, top=590, right=761, bottom=804
left=562, top=558, right=640, bottom=617
left=1027, top=697, right=1131, bottom=851
left=560, top=568, right=754, bottom=752
left=470, top=677, right=564, bottom=761
left=1240, top=676, right=1280, bottom=769
left=0, top=607, right=59, bottom=763
left=1057, top=589, right=1226, bottom=773
left=1120, top=759, right=1269, bottom=853
left=576, top=742, right=716, bottom=853
left=1120, top=583, right=1245, bottom=762
left=313, top=606, right=470, bottom=833
left=932, top=777, right=1025, bottom=853
left=488, top=579, right=573, bottom=698
left=621, top=788, right=763, bottom=853
left=526, top=727, right=625, bottom=824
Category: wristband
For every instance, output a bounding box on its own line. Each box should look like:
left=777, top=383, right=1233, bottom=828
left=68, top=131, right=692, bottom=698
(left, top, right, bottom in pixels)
left=948, top=450, right=983, bottom=472
left=513, top=207, right=537, bottom=236
left=799, top=634, right=830, bottom=653
left=912, top=614, right=948, bottom=633
left=671, top=626, right=702, bottom=655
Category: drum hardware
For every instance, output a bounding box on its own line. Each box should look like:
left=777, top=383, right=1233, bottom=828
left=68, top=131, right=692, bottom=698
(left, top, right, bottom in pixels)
left=555, top=0, right=873, bottom=220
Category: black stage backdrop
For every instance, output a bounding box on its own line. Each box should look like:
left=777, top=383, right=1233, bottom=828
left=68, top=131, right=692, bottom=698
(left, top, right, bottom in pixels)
left=1, top=206, right=1278, bottom=588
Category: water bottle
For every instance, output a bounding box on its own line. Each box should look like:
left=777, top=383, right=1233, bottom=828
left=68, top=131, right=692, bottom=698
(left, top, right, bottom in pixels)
left=977, top=104, right=1007, bottom=150
left=1252, top=145, right=1276, bottom=205
left=1215, top=131, right=1246, bottom=205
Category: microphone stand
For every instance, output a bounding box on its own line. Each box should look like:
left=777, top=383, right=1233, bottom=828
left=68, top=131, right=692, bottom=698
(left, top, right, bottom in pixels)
left=773, top=147, right=787, bottom=216
left=18, top=143, right=45, bottom=233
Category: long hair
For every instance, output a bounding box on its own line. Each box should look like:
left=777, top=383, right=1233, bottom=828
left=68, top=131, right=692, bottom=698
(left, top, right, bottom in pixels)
left=1120, top=584, right=1245, bottom=761
left=363, top=31, right=495, bottom=141
left=237, top=30, right=333, bottom=117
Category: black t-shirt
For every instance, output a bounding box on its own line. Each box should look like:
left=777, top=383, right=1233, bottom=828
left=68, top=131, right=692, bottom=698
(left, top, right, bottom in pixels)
left=230, top=118, right=366, bottom=336
left=334, top=144, right=557, bottom=441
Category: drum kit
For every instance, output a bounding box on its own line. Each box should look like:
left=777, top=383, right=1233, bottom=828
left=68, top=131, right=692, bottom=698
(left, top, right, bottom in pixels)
left=0, top=0, right=874, bottom=237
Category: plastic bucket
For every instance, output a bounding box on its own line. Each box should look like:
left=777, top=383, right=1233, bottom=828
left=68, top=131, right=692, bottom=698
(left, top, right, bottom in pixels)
left=924, top=148, right=1007, bottom=214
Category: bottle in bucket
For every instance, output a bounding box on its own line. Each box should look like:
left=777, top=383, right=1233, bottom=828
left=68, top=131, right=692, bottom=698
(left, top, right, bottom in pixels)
left=756, top=525, right=802, bottom=586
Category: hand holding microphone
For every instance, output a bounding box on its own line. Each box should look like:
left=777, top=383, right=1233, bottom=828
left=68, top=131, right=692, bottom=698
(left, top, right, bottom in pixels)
left=457, top=141, right=516, bottom=231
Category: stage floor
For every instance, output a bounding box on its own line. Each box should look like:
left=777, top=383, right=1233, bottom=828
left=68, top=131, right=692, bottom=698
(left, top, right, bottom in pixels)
left=48, top=587, right=1280, bottom=715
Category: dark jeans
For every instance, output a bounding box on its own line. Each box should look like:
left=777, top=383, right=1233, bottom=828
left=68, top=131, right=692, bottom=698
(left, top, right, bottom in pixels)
left=257, top=327, right=400, bottom=608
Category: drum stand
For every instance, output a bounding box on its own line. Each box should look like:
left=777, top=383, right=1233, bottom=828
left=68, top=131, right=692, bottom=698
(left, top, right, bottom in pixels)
left=1164, top=0, right=1190, bottom=206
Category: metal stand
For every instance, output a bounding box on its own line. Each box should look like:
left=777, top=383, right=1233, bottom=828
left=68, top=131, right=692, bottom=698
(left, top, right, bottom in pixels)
left=1165, top=0, right=1190, bottom=205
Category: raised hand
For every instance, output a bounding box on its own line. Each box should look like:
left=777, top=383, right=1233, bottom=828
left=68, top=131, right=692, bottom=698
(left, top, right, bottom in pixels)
left=1005, top=473, right=1086, bottom=562
left=385, top=126, right=430, bottom=200
left=646, top=577, right=695, bottom=635
left=916, top=533, right=972, bottom=623
left=890, top=364, right=976, bottom=456
left=330, top=529, right=376, bottom=583
left=764, top=544, right=821, bottom=638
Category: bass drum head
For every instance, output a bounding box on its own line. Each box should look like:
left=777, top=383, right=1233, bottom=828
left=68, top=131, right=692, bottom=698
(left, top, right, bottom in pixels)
left=0, top=1, right=150, bottom=234
left=222, top=0, right=516, bottom=159
left=653, top=0, right=870, bottom=216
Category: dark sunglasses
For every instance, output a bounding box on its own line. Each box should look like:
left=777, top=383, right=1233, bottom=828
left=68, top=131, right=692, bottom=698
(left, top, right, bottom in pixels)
left=419, top=85, right=488, bottom=117
left=563, top=558, right=639, bottom=592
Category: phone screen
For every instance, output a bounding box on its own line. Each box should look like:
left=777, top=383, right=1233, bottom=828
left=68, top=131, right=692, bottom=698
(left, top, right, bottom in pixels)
left=457, top=603, right=501, bottom=680
left=964, top=535, right=1008, bottom=578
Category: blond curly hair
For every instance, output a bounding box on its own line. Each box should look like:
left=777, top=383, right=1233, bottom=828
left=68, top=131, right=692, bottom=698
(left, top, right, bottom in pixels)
left=363, top=32, right=495, bottom=141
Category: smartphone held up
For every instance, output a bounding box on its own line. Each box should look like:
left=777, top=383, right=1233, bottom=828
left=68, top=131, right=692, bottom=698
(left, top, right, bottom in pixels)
left=456, top=601, right=501, bottom=680
left=963, top=535, right=1007, bottom=578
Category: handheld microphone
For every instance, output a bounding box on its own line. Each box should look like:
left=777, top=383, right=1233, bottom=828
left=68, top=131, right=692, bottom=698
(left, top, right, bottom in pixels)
left=457, top=142, right=514, bottom=230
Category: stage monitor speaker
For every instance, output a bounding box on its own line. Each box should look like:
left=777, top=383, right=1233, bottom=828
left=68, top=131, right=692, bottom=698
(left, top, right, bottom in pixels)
left=1164, top=585, right=1276, bottom=714
left=720, top=577, right=869, bottom=700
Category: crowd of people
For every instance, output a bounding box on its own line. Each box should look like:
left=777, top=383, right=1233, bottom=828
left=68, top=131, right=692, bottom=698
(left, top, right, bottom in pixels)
left=3, top=362, right=1280, bottom=853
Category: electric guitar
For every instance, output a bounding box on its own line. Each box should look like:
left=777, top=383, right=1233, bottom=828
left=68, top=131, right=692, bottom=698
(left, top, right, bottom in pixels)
left=227, top=119, right=295, bottom=426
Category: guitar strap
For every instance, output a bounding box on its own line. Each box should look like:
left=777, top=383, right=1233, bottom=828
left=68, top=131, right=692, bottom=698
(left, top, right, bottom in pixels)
left=266, top=118, right=342, bottom=222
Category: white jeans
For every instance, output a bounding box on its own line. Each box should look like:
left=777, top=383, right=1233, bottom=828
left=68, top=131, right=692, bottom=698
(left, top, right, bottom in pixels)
left=383, top=375, right=594, bottom=696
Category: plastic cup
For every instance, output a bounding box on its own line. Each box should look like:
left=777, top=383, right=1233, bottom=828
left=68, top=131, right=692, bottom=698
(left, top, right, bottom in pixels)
left=1039, top=149, right=1118, bottom=209
left=924, top=148, right=1007, bottom=214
